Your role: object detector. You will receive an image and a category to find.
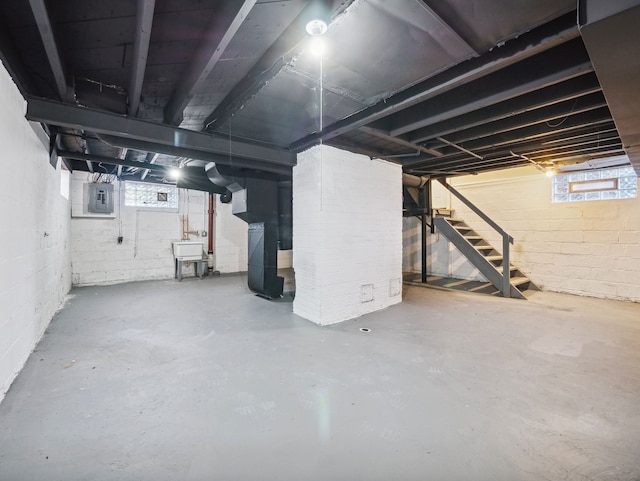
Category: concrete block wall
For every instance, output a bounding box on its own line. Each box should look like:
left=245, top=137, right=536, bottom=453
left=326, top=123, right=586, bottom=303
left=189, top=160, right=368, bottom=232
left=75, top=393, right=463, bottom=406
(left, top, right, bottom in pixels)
left=0, top=61, right=71, bottom=401
left=71, top=178, right=250, bottom=286
left=408, top=166, right=640, bottom=302
left=293, top=145, right=403, bottom=325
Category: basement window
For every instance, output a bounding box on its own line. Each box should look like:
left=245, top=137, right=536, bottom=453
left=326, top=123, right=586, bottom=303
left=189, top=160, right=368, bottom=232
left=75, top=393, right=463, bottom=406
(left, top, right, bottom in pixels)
left=552, top=166, right=637, bottom=203
left=124, top=181, right=178, bottom=209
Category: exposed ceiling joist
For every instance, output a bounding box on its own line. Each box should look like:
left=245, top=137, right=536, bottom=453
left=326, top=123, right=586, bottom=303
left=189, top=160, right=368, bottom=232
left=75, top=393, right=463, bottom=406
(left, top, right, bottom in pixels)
left=409, top=140, right=625, bottom=176
left=429, top=94, right=608, bottom=147
left=326, top=138, right=403, bottom=163
left=129, top=0, right=155, bottom=116
left=3, top=2, right=627, bottom=180
left=59, top=150, right=169, bottom=173
left=439, top=108, right=614, bottom=154
left=163, top=0, right=258, bottom=126
left=408, top=74, right=602, bottom=143
left=386, top=47, right=593, bottom=137
left=28, top=0, right=69, bottom=101
left=407, top=130, right=609, bottom=172
left=526, top=139, right=623, bottom=161
left=436, top=137, right=483, bottom=160
left=358, top=127, right=442, bottom=157
left=140, top=153, right=159, bottom=181
left=288, top=12, right=580, bottom=151
left=26, top=97, right=296, bottom=168
left=405, top=118, right=617, bottom=169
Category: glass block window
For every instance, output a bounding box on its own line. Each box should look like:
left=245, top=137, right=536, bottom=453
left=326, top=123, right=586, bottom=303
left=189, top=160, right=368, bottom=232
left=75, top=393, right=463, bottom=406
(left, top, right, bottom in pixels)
left=125, top=181, right=178, bottom=208
left=552, top=166, right=637, bottom=203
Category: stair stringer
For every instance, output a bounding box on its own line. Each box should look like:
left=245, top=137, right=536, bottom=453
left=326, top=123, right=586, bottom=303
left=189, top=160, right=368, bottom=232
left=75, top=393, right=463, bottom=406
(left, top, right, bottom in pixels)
left=433, top=216, right=526, bottom=299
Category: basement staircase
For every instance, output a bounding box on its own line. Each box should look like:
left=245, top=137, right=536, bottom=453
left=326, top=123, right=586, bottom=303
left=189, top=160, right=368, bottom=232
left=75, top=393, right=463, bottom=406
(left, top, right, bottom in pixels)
left=433, top=215, right=540, bottom=299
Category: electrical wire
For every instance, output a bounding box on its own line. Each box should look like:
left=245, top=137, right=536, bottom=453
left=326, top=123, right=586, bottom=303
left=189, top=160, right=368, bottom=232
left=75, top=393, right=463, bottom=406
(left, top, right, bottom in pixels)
left=546, top=98, right=579, bottom=128
left=91, top=171, right=117, bottom=184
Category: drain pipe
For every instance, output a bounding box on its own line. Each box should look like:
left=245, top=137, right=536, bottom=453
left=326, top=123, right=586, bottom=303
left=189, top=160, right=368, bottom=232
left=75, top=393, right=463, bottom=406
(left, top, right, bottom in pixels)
left=208, top=193, right=215, bottom=272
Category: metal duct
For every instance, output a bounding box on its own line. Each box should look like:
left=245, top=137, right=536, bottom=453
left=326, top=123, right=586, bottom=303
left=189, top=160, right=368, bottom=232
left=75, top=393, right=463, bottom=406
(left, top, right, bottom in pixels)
left=175, top=168, right=229, bottom=194
left=402, top=173, right=429, bottom=188
left=205, top=163, right=244, bottom=193
left=278, top=181, right=293, bottom=251
left=579, top=0, right=640, bottom=174
left=206, top=164, right=288, bottom=299
left=247, top=222, right=284, bottom=299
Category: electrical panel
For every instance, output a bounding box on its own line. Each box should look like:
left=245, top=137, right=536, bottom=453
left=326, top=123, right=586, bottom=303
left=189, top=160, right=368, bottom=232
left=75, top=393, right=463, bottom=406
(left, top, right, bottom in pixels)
left=87, top=183, right=114, bottom=214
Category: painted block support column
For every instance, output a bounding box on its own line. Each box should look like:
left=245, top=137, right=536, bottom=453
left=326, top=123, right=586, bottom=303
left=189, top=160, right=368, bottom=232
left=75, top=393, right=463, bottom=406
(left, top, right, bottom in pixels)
left=293, top=145, right=403, bottom=325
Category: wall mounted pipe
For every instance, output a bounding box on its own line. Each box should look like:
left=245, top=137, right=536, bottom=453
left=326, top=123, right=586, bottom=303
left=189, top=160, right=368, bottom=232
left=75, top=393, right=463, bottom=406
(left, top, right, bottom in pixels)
left=208, top=193, right=214, bottom=255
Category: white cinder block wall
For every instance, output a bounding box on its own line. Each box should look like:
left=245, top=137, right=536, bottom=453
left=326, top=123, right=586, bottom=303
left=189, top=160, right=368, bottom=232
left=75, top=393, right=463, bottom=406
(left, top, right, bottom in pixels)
left=71, top=176, right=250, bottom=286
left=293, top=145, right=403, bottom=325
left=404, top=166, right=640, bottom=302
left=0, top=61, right=71, bottom=401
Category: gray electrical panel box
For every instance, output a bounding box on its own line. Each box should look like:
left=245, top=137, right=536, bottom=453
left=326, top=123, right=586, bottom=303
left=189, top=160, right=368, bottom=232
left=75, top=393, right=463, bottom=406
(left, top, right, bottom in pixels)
left=87, top=183, right=114, bottom=213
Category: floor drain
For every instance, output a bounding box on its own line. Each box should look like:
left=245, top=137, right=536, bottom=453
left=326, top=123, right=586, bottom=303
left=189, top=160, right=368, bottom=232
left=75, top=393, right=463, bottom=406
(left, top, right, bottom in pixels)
left=359, top=328, right=371, bottom=333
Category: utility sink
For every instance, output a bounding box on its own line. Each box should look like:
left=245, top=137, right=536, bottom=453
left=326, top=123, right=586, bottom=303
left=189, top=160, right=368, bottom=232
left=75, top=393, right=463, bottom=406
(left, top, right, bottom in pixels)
left=172, top=241, right=204, bottom=260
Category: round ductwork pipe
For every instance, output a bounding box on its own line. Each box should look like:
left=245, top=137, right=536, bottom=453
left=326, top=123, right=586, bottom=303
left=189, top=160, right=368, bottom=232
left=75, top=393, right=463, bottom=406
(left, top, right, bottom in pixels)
left=402, top=173, right=429, bottom=188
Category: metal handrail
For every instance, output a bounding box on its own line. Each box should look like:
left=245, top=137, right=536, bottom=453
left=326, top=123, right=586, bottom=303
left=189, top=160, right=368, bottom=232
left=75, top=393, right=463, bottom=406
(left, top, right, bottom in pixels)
left=437, top=178, right=513, bottom=297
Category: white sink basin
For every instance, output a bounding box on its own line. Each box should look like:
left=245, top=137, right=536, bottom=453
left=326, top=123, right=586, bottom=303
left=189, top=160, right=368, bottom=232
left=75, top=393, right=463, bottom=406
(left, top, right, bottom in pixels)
left=172, top=241, right=204, bottom=260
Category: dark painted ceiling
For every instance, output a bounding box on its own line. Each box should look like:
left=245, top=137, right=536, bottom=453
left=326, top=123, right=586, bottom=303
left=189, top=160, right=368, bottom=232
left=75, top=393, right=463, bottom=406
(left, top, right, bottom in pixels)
left=1, top=0, right=638, bottom=186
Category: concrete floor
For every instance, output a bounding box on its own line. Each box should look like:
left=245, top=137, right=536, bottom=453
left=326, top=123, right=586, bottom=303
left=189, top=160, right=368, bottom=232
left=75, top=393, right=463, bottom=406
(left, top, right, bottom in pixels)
left=1, top=274, right=639, bottom=481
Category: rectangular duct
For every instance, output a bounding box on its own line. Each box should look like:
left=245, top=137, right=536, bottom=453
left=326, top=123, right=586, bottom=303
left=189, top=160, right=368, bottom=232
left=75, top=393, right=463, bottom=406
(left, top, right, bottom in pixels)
left=247, top=223, right=284, bottom=299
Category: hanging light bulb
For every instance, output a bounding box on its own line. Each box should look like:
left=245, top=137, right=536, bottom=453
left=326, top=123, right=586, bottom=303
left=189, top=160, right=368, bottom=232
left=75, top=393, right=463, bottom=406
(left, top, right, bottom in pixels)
left=304, top=0, right=331, bottom=36
left=306, top=18, right=328, bottom=36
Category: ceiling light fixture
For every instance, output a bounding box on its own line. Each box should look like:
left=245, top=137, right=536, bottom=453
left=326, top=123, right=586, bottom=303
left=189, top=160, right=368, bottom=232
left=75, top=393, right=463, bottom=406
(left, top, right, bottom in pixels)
left=168, top=167, right=181, bottom=179
left=305, top=0, right=331, bottom=36
left=306, top=19, right=328, bottom=37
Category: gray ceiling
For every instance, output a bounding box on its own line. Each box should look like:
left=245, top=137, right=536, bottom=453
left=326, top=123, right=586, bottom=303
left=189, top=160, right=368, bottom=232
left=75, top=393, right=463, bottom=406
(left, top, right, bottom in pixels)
left=1, top=0, right=638, bottom=185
